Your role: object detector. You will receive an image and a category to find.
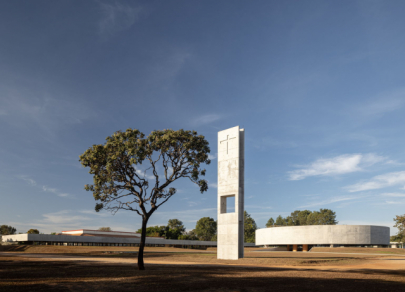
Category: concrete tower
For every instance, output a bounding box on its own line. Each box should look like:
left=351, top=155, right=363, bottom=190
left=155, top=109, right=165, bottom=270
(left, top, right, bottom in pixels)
left=217, top=126, right=244, bottom=260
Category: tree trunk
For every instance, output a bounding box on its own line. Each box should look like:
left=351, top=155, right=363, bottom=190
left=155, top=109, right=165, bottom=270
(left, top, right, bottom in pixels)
left=138, top=216, right=149, bottom=270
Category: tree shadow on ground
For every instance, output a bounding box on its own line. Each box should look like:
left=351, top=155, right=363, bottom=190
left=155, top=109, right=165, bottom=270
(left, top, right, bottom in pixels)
left=1, top=260, right=405, bottom=292
left=0, top=245, right=29, bottom=252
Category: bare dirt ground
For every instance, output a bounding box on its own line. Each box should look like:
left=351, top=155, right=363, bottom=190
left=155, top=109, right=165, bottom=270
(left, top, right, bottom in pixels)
left=1, top=246, right=405, bottom=291
left=311, top=247, right=405, bottom=255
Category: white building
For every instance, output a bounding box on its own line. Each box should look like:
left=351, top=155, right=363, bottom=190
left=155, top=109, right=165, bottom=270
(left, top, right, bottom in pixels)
left=256, top=225, right=390, bottom=251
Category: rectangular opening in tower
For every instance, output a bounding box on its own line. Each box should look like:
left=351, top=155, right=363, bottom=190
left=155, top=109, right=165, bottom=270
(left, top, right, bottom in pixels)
left=220, top=195, right=235, bottom=213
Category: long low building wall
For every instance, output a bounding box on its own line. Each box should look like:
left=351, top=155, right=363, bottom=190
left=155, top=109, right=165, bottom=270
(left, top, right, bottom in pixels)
left=256, top=225, right=390, bottom=246
left=1, top=234, right=256, bottom=247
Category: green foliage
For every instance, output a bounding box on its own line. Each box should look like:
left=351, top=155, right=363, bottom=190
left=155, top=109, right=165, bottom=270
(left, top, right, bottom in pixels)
left=164, top=227, right=183, bottom=240
left=275, top=215, right=286, bottom=226
left=137, top=225, right=165, bottom=237
left=244, top=211, right=257, bottom=243
left=98, top=227, right=112, bottom=232
left=79, top=128, right=210, bottom=214
left=318, top=209, right=338, bottom=225
left=271, top=209, right=338, bottom=227
left=178, top=230, right=198, bottom=240
left=195, top=217, right=217, bottom=241
left=306, top=212, right=319, bottom=225
left=177, top=234, right=190, bottom=240
left=394, top=214, right=405, bottom=242
left=265, top=217, right=274, bottom=227
left=165, top=219, right=185, bottom=239
left=167, top=219, right=185, bottom=233
left=186, top=229, right=199, bottom=240
left=286, top=217, right=294, bottom=226
left=79, top=128, right=210, bottom=270
left=50, top=232, right=57, bottom=235
left=390, top=235, right=402, bottom=242
left=0, top=225, right=16, bottom=235
left=136, top=219, right=186, bottom=239
left=297, top=210, right=311, bottom=225
left=288, top=210, right=301, bottom=225
left=27, top=229, right=40, bottom=234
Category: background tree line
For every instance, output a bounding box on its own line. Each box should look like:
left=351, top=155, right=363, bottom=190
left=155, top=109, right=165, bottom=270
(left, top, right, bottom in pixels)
left=0, top=225, right=40, bottom=235
left=136, top=210, right=258, bottom=243
left=266, top=209, right=338, bottom=227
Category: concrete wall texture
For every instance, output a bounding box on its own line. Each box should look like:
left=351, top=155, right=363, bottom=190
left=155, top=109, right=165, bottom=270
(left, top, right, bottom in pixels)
left=217, top=126, right=245, bottom=260
left=256, top=225, right=390, bottom=246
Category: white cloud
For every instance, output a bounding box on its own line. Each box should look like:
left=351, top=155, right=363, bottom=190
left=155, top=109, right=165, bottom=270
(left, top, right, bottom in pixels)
left=20, top=176, right=37, bottom=186
left=19, top=177, right=71, bottom=198
left=188, top=201, right=199, bottom=207
left=381, top=192, right=405, bottom=197
left=346, top=171, right=405, bottom=192
left=209, top=182, right=217, bottom=189
left=358, top=89, right=405, bottom=116
left=0, top=95, right=98, bottom=135
left=192, top=114, right=222, bottom=126
left=42, top=210, right=90, bottom=224
left=42, top=186, right=57, bottom=193
left=384, top=200, right=405, bottom=205
left=298, top=195, right=364, bottom=209
left=245, top=205, right=272, bottom=210
left=208, top=153, right=217, bottom=160
left=288, top=153, right=386, bottom=181
left=9, top=209, right=136, bottom=234
left=98, top=1, right=142, bottom=37
left=42, top=185, right=71, bottom=198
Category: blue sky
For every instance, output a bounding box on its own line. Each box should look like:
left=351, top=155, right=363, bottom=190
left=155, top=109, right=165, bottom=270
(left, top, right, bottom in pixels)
left=1, top=0, right=405, bottom=235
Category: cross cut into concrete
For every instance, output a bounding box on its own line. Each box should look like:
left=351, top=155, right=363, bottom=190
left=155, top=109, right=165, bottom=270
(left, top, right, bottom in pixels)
left=220, top=135, right=236, bottom=154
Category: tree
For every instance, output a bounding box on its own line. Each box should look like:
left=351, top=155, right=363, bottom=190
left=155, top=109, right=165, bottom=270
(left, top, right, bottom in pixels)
left=394, top=214, right=405, bottom=243
left=318, top=209, right=338, bottom=225
left=244, top=211, right=257, bottom=243
left=266, top=217, right=274, bottom=227
left=187, top=229, right=199, bottom=240
left=136, top=226, right=166, bottom=237
left=0, top=225, right=16, bottom=235
left=136, top=220, right=185, bottom=239
left=390, top=235, right=402, bottom=242
left=195, top=217, right=217, bottom=241
left=177, top=234, right=190, bottom=240
left=167, top=219, right=185, bottom=233
left=297, top=210, right=311, bottom=225
left=289, top=210, right=300, bottom=225
left=98, top=227, right=112, bottom=232
left=306, top=211, right=320, bottom=225
left=275, top=215, right=286, bottom=226
left=27, top=229, right=39, bottom=234
left=80, top=128, right=210, bottom=270
left=178, top=229, right=198, bottom=240
left=162, top=226, right=182, bottom=240
left=272, top=209, right=338, bottom=226
left=286, top=216, right=294, bottom=226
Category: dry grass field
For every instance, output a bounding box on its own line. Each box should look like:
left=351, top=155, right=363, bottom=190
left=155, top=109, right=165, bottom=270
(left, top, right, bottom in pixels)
left=311, top=247, right=405, bottom=255
left=1, top=246, right=405, bottom=291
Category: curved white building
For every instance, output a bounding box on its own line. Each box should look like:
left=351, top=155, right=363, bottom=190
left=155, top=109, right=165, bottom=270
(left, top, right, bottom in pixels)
left=256, top=225, right=390, bottom=251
